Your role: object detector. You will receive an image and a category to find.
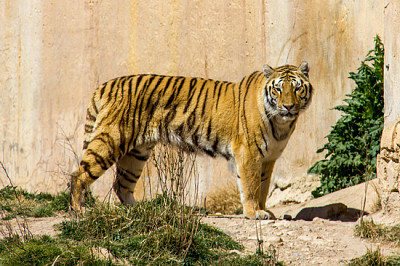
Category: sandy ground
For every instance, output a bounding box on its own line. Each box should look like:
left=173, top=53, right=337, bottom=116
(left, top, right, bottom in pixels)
left=1, top=180, right=399, bottom=265
left=203, top=214, right=400, bottom=265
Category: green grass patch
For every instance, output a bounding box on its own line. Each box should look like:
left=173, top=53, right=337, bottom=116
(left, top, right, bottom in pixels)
left=57, top=193, right=255, bottom=265
left=0, top=234, right=110, bottom=265
left=0, top=189, right=282, bottom=265
left=0, top=185, right=94, bottom=219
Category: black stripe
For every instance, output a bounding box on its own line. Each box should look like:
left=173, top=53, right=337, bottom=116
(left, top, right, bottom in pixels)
left=212, top=81, right=220, bottom=98
left=215, top=82, right=224, bottom=109
left=191, top=81, right=207, bottom=113
left=212, top=137, right=219, bottom=153
left=118, top=179, right=129, bottom=189
left=145, top=75, right=165, bottom=110
left=245, top=71, right=258, bottom=88
left=192, top=127, right=199, bottom=146
left=187, top=111, right=196, bottom=129
left=201, top=90, right=209, bottom=116
left=133, top=75, right=145, bottom=97
left=86, top=110, right=96, bottom=121
left=118, top=169, right=139, bottom=183
left=80, top=161, right=97, bottom=180
left=91, top=96, right=99, bottom=114
left=99, top=84, right=106, bottom=98
left=206, top=121, right=212, bottom=140
left=86, top=149, right=110, bottom=170
left=175, top=123, right=184, bottom=138
left=162, top=76, right=180, bottom=97
left=165, top=77, right=184, bottom=108
left=131, top=77, right=153, bottom=146
left=107, top=78, right=119, bottom=105
left=269, top=119, right=279, bottom=141
left=255, top=140, right=264, bottom=157
left=261, top=172, right=268, bottom=182
left=164, top=107, right=177, bottom=126
left=203, top=148, right=216, bottom=158
left=85, top=124, right=94, bottom=133
left=118, top=112, right=127, bottom=155
left=260, top=126, right=268, bottom=151
left=83, top=140, right=89, bottom=150
left=240, top=78, right=251, bottom=142
left=183, top=78, right=200, bottom=113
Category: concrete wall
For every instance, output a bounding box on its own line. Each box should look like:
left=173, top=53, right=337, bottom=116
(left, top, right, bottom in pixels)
left=0, top=1, right=384, bottom=203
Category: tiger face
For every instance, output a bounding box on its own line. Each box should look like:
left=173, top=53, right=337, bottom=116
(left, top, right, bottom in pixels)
left=262, top=62, right=312, bottom=121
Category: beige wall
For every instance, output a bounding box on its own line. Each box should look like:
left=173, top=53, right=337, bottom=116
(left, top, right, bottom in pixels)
left=0, top=1, right=384, bottom=202
left=384, top=0, right=400, bottom=126
left=376, top=0, right=400, bottom=214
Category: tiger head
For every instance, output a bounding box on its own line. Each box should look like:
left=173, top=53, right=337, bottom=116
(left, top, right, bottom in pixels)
left=262, top=62, right=312, bottom=121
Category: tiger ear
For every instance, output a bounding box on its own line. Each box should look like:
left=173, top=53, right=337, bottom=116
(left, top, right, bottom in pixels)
left=263, top=64, right=274, bottom=79
left=298, top=61, right=309, bottom=78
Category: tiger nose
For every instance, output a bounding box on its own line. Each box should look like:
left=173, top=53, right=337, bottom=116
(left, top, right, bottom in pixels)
left=283, top=104, right=294, bottom=111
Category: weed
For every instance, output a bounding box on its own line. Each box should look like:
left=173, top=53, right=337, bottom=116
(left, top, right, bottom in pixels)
left=355, top=219, right=400, bottom=246
left=0, top=186, right=77, bottom=218
left=0, top=234, right=109, bottom=265
left=348, top=248, right=400, bottom=266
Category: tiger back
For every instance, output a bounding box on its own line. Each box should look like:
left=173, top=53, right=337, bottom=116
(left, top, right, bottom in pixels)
left=70, top=62, right=312, bottom=219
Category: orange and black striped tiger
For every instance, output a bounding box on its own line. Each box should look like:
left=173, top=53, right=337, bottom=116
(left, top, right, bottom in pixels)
left=70, top=62, right=313, bottom=219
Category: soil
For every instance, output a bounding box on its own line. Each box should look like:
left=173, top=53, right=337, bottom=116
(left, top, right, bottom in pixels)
left=2, top=180, right=399, bottom=265
left=203, top=213, right=400, bottom=265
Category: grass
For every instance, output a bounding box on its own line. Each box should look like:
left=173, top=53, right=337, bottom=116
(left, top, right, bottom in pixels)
left=0, top=145, right=282, bottom=265
left=355, top=219, right=400, bottom=245
left=350, top=219, right=400, bottom=265
left=348, top=248, right=400, bottom=266
left=0, top=185, right=70, bottom=219
left=205, top=182, right=242, bottom=215
left=0, top=185, right=95, bottom=220
left=0, top=192, right=282, bottom=265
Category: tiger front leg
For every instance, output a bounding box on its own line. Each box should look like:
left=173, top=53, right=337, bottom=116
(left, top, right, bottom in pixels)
left=235, top=155, right=275, bottom=220
left=70, top=165, right=93, bottom=212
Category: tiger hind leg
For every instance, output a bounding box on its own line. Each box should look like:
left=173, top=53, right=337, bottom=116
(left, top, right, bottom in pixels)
left=70, top=133, right=119, bottom=212
left=113, top=147, right=153, bottom=205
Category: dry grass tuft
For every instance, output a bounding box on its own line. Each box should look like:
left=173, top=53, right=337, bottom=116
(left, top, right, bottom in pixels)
left=206, top=182, right=242, bottom=215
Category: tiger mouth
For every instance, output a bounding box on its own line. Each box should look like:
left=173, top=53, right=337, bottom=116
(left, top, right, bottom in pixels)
left=279, top=111, right=298, bottom=119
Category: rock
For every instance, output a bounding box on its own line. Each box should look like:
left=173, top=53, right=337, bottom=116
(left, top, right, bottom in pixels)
left=261, top=220, right=275, bottom=225
left=283, top=214, right=292, bottom=220
left=294, top=203, right=348, bottom=221
left=377, top=115, right=400, bottom=216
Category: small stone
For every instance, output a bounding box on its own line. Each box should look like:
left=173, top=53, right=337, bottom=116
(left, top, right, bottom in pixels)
left=265, top=236, right=283, bottom=243
left=283, top=214, right=292, bottom=220
left=298, top=235, right=312, bottom=242
left=261, top=220, right=275, bottom=225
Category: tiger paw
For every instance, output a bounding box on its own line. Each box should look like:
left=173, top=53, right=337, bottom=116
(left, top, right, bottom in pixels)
left=245, top=209, right=276, bottom=220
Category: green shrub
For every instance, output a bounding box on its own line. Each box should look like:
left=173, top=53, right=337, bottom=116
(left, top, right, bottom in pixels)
left=308, top=36, right=384, bottom=197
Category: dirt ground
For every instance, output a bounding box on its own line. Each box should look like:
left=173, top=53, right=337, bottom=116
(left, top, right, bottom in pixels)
left=3, top=210, right=399, bottom=265
left=203, top=213, right=400, bottom=265
left=2, top=180, right=400, bottom=265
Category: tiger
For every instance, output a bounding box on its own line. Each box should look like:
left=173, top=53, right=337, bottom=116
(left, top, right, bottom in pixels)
left=70, top=62, right=313, bottom=219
